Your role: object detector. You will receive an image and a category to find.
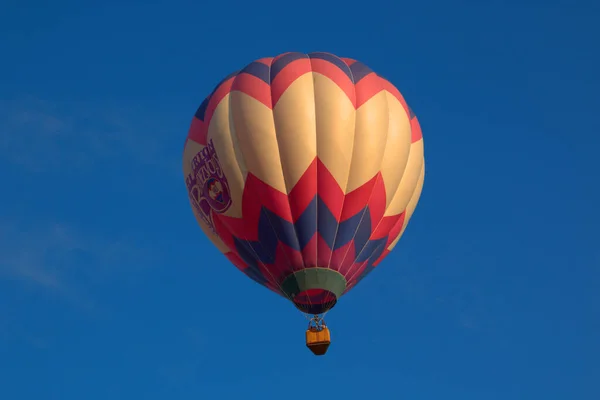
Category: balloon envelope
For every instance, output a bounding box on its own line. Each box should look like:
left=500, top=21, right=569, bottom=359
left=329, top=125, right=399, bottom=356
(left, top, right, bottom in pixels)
left=183, top=52, right=424, bottom=315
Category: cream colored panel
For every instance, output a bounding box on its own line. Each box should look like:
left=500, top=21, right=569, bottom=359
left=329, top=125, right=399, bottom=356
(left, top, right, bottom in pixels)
left=229, top=91, right=287, bottom=193
left=313, top=72, right=356, bottom=190
left=228, top=111, right=248, bottom=179
left=380, top=92, right=412, bottom=207
left=346, top=92, right=389, bottom=193
left=388, top=164, right=425, bottom=250
left=182, top=138, right=204, bottom=179
left=205, top=95, right=245, bottom=218
left=272, top=73, right=317, bottom=192
left=384, top=137, right=424, bottom=216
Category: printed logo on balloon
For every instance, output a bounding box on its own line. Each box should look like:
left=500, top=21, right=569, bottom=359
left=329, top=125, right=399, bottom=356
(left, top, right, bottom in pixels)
left=185, top=139, right=232, bottom=232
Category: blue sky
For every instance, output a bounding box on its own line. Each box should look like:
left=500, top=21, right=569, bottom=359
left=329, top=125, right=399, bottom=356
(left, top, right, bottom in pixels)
left=1, top=0, right=598, bottom=398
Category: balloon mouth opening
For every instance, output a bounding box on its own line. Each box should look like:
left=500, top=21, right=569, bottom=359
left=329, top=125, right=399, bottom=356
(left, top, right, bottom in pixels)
left=292, top=289, right=338, bottom=315
left=280, top=268, right=346, bottom=315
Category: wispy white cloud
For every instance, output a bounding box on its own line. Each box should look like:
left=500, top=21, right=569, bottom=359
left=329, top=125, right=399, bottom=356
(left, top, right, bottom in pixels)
left=0, top=96, right=175, bottom=350
left=0, top=221, right=155, bottom=308
left=0, top=96, right=175, bottom=172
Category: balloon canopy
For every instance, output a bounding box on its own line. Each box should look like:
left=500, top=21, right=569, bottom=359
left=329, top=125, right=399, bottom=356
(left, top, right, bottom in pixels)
left=183, top=52, right=424, bottom=315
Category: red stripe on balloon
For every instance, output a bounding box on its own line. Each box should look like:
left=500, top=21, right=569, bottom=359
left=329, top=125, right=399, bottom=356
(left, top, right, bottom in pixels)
left=329, top=241, right=355, bottom=274
left=355, top=73, right=384, bottom=108
left=366, top=174, right=387, bottom=233
left=309, top=58, right=356, bottom=108
left=204, top=76, right=236, bottom=128
left=277, top=242, right=305, bottom=274
left=371, top=214, right=402, bottom=240
left=231, top=73, right=272, bottom=109
left=317, top=159, right=345, bottom=222
left=316, top=233, right=333, bottom=269
left=271, top=58, right=312, bottom=107
left=225, top=251, right=247, bottom=271
left=411, top=114, right=423, bottom=143
left=240, top=174, right=293, bottom=240
left=301, top=232, right=318, bottom=268
left=288, top=158, right=317, bottom=222
left=212, top=214, right=239, bottom=250
left=385, top=211, right=406, bottom=249
left=340, top=174, right=378, bottom=222
left=187, top=117, right=207, bottom=146
left=380, top=78, right=410, bottom=115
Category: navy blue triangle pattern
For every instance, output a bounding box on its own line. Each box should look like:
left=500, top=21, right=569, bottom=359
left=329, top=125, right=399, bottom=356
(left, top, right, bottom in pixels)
left=232, top=195, right=392, bottom=289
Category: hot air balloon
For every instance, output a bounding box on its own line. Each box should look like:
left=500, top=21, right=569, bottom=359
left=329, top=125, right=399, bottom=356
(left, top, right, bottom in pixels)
left=182, top=52, right=424, bottom=355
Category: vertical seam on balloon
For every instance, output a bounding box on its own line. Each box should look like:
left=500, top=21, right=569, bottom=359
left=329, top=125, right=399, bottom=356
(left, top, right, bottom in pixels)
left=226, top=76, right=292, bottom=300
left=265, top=55, right=303, bottom=282
left=338, top=75, right=391, bottom=283
left=345, top=91, right=414, bottom=285
left=385, top=138, right=425, bottom=252
left=269, top=53, right=316, bottom=312
left=269, top=54, right=307, bottom=270
left=324, top=56, right=357, bottom=273
left=234, top=56, right=299, bottom=292
left=226, top=90, right=279, bottom=293
left=345, top=241, right=388, bottom=291
left=388, top=161, right=425, bottom=252
left=311, top=58, right=321, bottom=312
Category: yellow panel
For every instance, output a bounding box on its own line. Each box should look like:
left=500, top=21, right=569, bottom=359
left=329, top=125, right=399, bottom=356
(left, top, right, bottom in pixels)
left=380, top=92, right=412, bottom=207
left=313, top=72, right=356, bottom=191
left=206, top=94, right=246, bottom=218
left=229, top=91, right=287, bottom=193
left=182, top=138, right=203, bottom=179
left=346, top=92, right=389, bottom=193
left=272, top=73, right=317, bottom=192
left=389, top=163, right=425, bottom=250
left=384, top=137, right=424, bottom=216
